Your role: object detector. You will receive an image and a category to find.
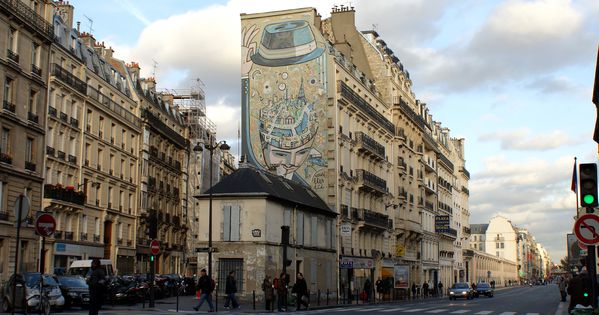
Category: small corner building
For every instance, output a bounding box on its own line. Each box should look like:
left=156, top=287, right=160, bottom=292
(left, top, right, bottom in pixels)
left=194, top=166, right=338, bottom=298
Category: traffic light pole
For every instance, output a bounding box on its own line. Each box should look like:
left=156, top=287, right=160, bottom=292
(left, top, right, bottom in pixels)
left=149, top=256, right=155, bottom=307
left=589, top=244, right=598, bottom=308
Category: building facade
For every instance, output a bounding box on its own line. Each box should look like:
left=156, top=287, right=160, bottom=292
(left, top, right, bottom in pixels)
left=0, top=0, right=54, bottom=280
left=240, top=6, right=470, bottom=293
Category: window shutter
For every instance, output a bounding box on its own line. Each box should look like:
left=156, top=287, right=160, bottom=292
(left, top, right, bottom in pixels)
left=231, top=205, right=240, bottom=241
left=311, top=216, right=318, bottom=246
left=223, top=205, right=231, bottom=241
left=297, top=213, right=304, bottom=245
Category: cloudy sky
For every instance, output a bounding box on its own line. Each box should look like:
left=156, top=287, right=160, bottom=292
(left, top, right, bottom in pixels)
left=68, top=0, right=599, bottom=263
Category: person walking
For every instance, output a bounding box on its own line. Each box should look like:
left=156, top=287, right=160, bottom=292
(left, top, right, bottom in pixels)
left=438, top=281, right=443, bottom=297
left=293, top=273, right=309, bottom=311
left=88, top=258, right=107, bottom=315
left=262, top=275, right=274, bottom=311
left=224, top=270, right=240, bottom=309
left=422, top=282, right=429, bottom=298
left=276, top=272, right=289, bottom=312
left=193, top=269, right=215, bottom=312
left=411, top=282, right=416, bottom=299
left=557, top=276, right=567, bottom=302
left=363, top=278, right=372, bottom=303
left=375, top=278, right=383, bottom=300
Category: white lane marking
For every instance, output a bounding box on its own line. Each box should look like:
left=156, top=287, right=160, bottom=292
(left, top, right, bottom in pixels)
left=426, top=309, right=449, bottom=313
left=475, top=312, right=493, bottom=315
left=403, top=309, right=427, bottom=313
left=450, top=311, right=470, bottom=314
left=381, top=307, right=408, bottom=312
left=499, top=313, right=516, bottom=315
left=525, top=313, right=540, bottom=315
left=356, top=308, right=385, bottom=312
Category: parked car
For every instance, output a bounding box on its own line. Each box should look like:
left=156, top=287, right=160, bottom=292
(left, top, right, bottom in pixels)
left=1, top=273, right=65, bottom=312
left=448, top=282, right=474, bottom=300
left=55, top=275, right=90, bottom=308
left=67, top=259, right=114, bottom=278
left=474, top=282, right=494, bottom=298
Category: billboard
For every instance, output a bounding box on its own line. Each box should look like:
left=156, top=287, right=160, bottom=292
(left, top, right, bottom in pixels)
left=241, top=9, right=329, bottom=197
left=393, top=265, right=409, bottom=289
left=567, top=233, right=582, bottom=267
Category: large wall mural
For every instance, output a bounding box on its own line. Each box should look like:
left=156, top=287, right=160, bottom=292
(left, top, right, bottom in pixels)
left=241, top=10, right=329, bottom=196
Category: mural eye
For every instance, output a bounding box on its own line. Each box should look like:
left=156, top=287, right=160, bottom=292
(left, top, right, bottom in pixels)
left=309, top=77, right=317, bottom=85
left=275, top=152, right=288, bottom=157
left=281, top=72, right=289, bottom=80
left=278, top=83, right=286, bottom=91
left=263, top=81, right=271, bottom=94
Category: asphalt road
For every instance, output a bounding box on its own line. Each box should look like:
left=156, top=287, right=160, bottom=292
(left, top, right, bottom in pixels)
left=0, top=284, right=567, bottom=314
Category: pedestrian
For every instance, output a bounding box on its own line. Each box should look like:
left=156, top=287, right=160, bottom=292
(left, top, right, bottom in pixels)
left=223, top=270, right=240, bottom=309
left=276, top=272, right=289, bottom=312
left=411, top=282, right=416, bottom=299
left=292, top=272, right=309, bottom=310
left=557, top=276, right=567, bottom=302
left=193, top=269, right=215, bottom=312
left=363, top=278, right=372, bottom=303
left=422, top=282, right=429, bottom=298
left=376, top=277, right=383, bottom=300
left=88, top=258, right=107, bottom=315
left=262, top=275, right=274, bottom=311
left=437, top=281, right=443, bottom=297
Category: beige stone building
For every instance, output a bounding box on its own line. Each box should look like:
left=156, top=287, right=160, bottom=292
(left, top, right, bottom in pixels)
left=0, top=0, right=54, bottom=280
left=43, top=1, right=141, bottom=274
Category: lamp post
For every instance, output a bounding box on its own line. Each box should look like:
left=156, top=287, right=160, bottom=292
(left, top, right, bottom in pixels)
left=196, top=138, right=230, bottom=280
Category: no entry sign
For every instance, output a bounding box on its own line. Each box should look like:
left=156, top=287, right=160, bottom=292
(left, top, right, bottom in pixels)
left=150, top=239, right=160, bottom=255
left=35, top=213, right=56, bottom=237
left=574, top=214, right=599, bottom=245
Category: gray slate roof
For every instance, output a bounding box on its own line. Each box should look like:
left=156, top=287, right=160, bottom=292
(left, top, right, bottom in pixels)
left=470, top=224, right=489, bottom=234
left=195, top=167, right=336, bottom=216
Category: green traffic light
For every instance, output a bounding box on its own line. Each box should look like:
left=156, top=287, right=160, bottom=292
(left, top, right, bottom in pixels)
left=150, top=255, right=154, bottom=262
left=584, top=292, right=589, bottom=297
left=584, top=194, right=596, bottom=205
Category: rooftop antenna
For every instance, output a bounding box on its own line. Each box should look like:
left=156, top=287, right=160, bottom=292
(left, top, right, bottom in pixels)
left=152, top=59, right=158, bottom=78
left=83, top=14, right=94, bottom=34
left=372, top=24, right=378, bottom=32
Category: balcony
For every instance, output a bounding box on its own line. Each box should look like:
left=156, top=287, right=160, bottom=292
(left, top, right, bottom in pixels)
left=363, top=209, right=391, bottom=229
left=338, top=82, right=395, bottom=135
left=44, top=184, right=85, bottom=205
left=461, top=167, right=470, bottom=179
left=93, top=234, right=100, bottom=242
left=0, top=210, right=9, bottom=221
left=463, top=226, right=471, bottom=235
left=397, top=157, right=407, bottom=173
left=57, top=151, right=66, bottom=160
left=64, top=231, right=74, bottom=240
left=438, top=228, right=457, bottom=239
left=127, top=239, right=132, bottom=246
left=117, top=238, right=123, bottom=245
left=462, top=186, right=470, bottom=196
left=108, top=202, right=112, bottom=209
left=80, top=232, right=88, bottom=241
left=48, top=106, right=57, bottom=117
left=59, top=113, right=68, bottom=124
left=356, top=169, right=387, bottom=195
left=84, top=159, right=89, bottom=166
left=438, top=152, right=455, bottom=172
left=354, top=132, right=385, bottom=160
left=31, top=64, right=42, bottom=77
left=88, top=86, right=141, bottom=129
left=70, top=117, right=79, bottom=128
left=27, top=112, right=38, bottom=124
left=51, top=63, right=87, bottom=94
left=24, top=161, right=36, bottom=172
left=54, top=230, right=63, bottom=239
left=425, top=202, right=434, bottom=211
left=68, top=155, right=77, bottom=164
left=0, top=0, right=54, bottom=40
left=3, top=100, right=16, bottom=113
left=7, top=49, right=19, bottom=64
left=463, top=249, right=474, bottom=257
left=422, top=156, right=435, bottom=173
left=46, top=146, right=55, bottom=156
left=0, top=153, right=12, bottom=164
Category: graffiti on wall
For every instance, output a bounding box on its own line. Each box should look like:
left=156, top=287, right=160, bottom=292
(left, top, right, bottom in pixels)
left=241, top=12, right=329, bottom=195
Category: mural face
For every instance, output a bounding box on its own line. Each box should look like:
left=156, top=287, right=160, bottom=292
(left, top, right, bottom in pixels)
left=241, top=11, right=329, bottom=195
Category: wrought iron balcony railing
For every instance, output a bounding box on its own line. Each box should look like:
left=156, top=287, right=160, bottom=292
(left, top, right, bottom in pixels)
left=339, top=81, right=395, bottom=135
left=3, top=100, right=16, bottom=113
left=354, top=132, right=385, bottom=160
left=7, top=49, right=19, bottom=63
left=31, top=64, right=42, bottom=77
left=48, top=106, right=57, bottom=117
left=52, top=63, right=87, bottom=94
left=27, top=112, right=38, bottom=124
left=0, top=0, right=54, bottom=40
left=356, top=169, right=387, bottom=194
left=25, top=161, right=36, bottom=172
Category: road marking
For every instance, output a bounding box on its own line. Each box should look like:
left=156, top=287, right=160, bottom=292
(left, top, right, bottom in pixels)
left=381, top=307, right=407, bottom=312
left=426, top=309, right=449, bottom=313
left=402, top=308, right=427, bottom=313
left=356, top=308, right=385, bottom=312
left=475, top=312, right=493, bottom=314
left=450, top=311, right=470, bottom=314
left=525, top=313, right=540, bottom=315
left=499, top=313, right=516, bottom=315
left=329, top=308, right=357, bottom=312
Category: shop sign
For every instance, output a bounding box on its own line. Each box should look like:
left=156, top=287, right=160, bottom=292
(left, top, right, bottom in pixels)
left=340, top=224, right=352, bottom=237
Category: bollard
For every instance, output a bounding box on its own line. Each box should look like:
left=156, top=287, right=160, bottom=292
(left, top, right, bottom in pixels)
left=215, top=289, right=218, bottom=312
left=317, top=289, right=321, bottom=306
left=326, top=289, right=329, bottom=305
left=176, top=287, right=179, bottom=313
left=253, top=290, right=256, bottom=310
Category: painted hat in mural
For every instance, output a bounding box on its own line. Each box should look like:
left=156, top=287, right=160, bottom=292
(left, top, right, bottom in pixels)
left=251, top=20, right=324, bottom=67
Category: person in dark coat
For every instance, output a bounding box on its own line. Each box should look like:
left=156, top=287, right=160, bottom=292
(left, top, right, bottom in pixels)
left=292, top=273, right=309, bottom=310
left=411, top=282, right=416, bottom=299
left=363, top=278, right=372, bottom=302
left=193, top=269, right=214, bottom=312
left=224, top=270, right=240, bottom=309
left=438, top=282, right=444, bottom=297
left=88, top=258, right=106, bottom=315
left=276, top=272, right=289, bottom=312
left=262, top=275, right=274, bottom=311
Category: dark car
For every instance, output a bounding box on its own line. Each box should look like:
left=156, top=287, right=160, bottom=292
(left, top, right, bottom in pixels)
left=448, top=282, right=474, bottom=300
left=474, top=282, right=494, bottom=298
left=55, top=275, right=90, bottom=308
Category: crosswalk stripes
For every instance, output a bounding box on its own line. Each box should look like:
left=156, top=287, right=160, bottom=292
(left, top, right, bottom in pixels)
left=525, top=313, right=540, bottom=315
left=474, top=311, right=493, bottom=314
left=425, top=309, right=449, bottom=313
left=402, top=308, right=428, bottom=312
left=356, top=307, right=386, bottom=312
left=449, top=311, right=470, bottom=314
left=498, top=312, right=516, bottom=315
left=381, top=307, right=408, bottom=312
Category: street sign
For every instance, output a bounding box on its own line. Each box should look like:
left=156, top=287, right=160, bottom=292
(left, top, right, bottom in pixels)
left=150, top=239, right=160, bottom=255
left=35, top=213, right=56, bottom=237
left=574, top=214, right=599, bottom=245
left=14, top=195, right=30, bottom=222
left=579, top=240, right=589, bottom=251
left=196, top=247, right=210, bottom=253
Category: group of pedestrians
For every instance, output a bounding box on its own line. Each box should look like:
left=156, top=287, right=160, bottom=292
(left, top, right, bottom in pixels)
left=408, top=281, right=444, bottom=298
left=261, top=271, right=310, bottom=312
left=193, top=269, right=240, bottom=312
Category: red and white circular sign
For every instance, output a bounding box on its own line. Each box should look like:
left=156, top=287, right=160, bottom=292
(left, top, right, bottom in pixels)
left=35, top=213, right=56, bottom=237
left=574, top=214, right=599, bottom=245
left=150, top=239, right=160, bottom=255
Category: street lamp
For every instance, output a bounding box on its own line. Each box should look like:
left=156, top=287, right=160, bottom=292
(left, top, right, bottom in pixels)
left=195, top=138, right=230, bottom=279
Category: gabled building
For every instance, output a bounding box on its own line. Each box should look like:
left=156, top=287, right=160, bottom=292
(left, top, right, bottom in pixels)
left=194, top=165, right=337, bottom=297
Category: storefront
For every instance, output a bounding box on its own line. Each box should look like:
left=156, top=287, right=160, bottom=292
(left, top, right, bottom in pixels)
left=53, top=243, right=103, bottom=271
left=116, top=248, right=135, bottom=275
left=339, top=256, right=374, bottom=302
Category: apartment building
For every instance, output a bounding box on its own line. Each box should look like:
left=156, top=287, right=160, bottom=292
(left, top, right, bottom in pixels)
left=240, top=6, right=469, bottom=292
left=44, top=2, right=141, bottom=274
left=0, top=0, right=54, bottom=280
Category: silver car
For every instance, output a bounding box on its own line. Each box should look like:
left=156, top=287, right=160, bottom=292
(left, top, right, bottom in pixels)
left=448, top=282, right=474, bottom=300
left=1, top=273, right=65, bottom=312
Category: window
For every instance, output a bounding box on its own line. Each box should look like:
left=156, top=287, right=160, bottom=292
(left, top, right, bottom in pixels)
left=8, top=27, right=17, bottom=51
left=28, top=90, right=37, bottom=114
left=25, top=137, right=33, bottom=162
left=311, top=216, right=317, bottom=246
left=99, top=116, right=104, bottom=138
left=94, top=217, right=100, bottom=235
left=31, top=42, right=39, bottom=66
left=496, top=243, right=500, bottom=249
left=97, top=149, right=102, bottom=169
left=223, top=205, right=240, bottom=241
left=81, top=215, right=88, bottom=234
left=1, top=128, right=10, bottom=154
left=3, top=77, right=14, bottom=103
left=119, top=190, right=124, bottom=209
left=0, top=182, right=5, bottom=214
left=118, top=222, right=123, bottom=239
left=296, top=212, right=304, bottom=245
left=501, top=243, right=504, bottom=249
left=108, top=187, right=113, bottom=207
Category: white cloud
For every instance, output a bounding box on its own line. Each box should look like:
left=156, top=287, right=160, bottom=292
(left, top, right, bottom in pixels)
left=478, top=128, right=578, bottom=151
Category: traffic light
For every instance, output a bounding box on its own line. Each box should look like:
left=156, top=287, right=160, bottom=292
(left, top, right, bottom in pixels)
left=580, top=163, right=598, bottom=209
left=148, top=213, right=158, bottom=239
left=150, top=255, right=155, bottom=262
left=281, top=226, right=290, bottom=245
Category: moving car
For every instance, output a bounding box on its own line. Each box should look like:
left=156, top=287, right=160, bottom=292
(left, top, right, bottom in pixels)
left=448, top=282, right=474, bottom=300
left=474, top=282, right=494, bottom=298
left=55, top=275, right=90, bottom=308
left=1, top=273, right=65, bottom=312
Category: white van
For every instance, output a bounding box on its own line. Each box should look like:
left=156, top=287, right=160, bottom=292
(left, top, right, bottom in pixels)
left=67, top=259, right=114, bottom=277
